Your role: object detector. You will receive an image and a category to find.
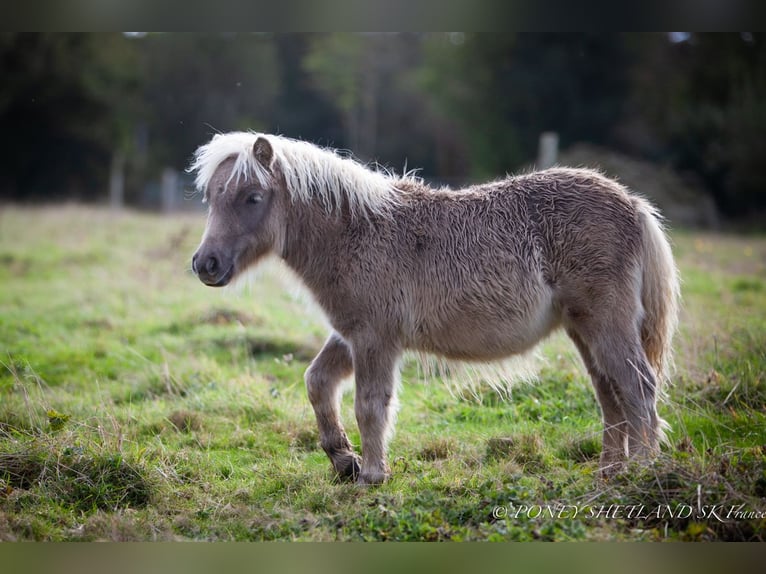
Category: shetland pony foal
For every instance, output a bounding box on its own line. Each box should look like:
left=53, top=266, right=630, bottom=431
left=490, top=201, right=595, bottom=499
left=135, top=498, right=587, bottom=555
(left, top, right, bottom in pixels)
left=190, top=132, right=679, bottom=484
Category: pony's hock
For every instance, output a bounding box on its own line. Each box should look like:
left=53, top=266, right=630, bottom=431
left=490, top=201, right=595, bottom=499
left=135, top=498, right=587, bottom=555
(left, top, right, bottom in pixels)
left=189, top=132, right=680, bottom=485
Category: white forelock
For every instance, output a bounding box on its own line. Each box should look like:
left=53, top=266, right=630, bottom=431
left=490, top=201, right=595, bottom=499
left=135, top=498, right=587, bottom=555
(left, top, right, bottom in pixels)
left=188, top=131, right=405, bottom=217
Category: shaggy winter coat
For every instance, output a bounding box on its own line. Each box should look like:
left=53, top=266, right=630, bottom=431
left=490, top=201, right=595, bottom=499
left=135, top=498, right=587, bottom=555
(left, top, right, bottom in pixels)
left=190, top=132, right=680, bottom=484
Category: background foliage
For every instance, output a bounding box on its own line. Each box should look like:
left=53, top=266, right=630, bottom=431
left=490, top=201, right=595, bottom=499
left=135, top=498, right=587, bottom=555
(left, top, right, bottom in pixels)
left=0, top=33, right=764, bottom=218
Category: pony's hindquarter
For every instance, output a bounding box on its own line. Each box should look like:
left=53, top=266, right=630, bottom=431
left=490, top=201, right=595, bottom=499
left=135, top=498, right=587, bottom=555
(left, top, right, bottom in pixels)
left=534, top=171, right=679, bottom=475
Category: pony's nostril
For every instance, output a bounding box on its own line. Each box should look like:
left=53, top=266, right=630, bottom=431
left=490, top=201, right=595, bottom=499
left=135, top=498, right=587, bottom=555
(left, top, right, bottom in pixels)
left=205, top=256, right=219, bottom=275
left=191, top=253, right=199, bottom=274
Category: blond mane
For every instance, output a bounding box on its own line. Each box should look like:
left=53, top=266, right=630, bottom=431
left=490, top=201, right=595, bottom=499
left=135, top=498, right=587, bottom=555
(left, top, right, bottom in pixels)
left=188, top=131, right=407, bottom=217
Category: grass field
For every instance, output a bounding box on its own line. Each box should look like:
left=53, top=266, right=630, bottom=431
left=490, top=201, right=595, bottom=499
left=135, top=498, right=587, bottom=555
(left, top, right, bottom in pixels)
left=0, top=205, right=764, bottom=541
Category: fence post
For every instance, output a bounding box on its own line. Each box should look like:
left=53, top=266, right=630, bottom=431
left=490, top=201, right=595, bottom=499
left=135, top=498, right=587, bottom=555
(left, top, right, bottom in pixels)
left=109, top=152, right=125, bottom=210
left=537, top=132, right=559, bottom=169
left=161, top=167, right=178, bottom=213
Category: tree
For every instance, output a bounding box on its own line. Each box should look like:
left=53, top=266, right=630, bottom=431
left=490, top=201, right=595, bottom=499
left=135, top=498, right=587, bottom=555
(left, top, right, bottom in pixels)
left=303, top=34, right=380, bottom=159
left=138, top=33, right=281, bottom=173
left=628, top=33, right=766, bottom=216
left=0, top=33, right=139, bottom=200
left=416, top=33, right=632, bottom=179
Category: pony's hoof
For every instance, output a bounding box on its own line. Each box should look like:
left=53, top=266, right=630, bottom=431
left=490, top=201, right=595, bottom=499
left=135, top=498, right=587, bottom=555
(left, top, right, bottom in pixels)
left=598, top=459, right=626, bottom=480
left=332, top=454, right=361, bottom=482
left=356, top=470, right=389, bottom=486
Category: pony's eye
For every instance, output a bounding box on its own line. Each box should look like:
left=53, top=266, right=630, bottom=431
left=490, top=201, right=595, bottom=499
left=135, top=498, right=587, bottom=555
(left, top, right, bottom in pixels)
left=246, top=193, right=263, bottom=205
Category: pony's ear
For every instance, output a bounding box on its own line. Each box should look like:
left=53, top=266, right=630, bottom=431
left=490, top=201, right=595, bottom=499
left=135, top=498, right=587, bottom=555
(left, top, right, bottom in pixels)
left=253, top=137, right=274, bottom=170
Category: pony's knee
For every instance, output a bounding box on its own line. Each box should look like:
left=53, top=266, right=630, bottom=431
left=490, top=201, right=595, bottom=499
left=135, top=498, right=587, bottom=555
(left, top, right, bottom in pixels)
left=304, top=366, right=325, bottom=404
left=305, top=360, right=347, bottom=405
left=305, top=333, right=353, bottom=404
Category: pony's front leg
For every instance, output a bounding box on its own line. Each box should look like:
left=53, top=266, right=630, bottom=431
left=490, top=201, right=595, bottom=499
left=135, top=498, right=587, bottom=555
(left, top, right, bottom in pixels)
left=305, top=332, right=360, bottom=481
left=352, top=343, right=401, bottom=485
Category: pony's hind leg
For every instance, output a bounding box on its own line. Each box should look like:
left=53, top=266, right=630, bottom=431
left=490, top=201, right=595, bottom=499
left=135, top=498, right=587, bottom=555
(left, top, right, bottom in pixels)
left=614, top=350, right=662, bottom=460
left=305, top=332, right=360, bottom=481
left=583, top=325, right=661, bottom=463
left=567, top=329, right=628, bottom=476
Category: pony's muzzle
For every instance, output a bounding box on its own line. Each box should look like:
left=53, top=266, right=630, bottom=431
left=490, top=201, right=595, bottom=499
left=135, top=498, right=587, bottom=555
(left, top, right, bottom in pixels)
left=192, top=249, right=233, bottom=287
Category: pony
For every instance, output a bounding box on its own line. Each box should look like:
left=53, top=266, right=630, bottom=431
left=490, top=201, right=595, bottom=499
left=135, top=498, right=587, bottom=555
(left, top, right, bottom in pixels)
left=189, top=131, right=679, bottom=484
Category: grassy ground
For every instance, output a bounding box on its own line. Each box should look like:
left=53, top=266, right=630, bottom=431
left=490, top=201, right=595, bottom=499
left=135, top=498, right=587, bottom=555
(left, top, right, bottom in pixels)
left=0, top=205, right=764, bottom=541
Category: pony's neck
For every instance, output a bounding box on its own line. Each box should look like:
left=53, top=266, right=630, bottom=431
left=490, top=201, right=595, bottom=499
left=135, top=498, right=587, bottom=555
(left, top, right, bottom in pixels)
left=279, top=199, right=349, bottom=292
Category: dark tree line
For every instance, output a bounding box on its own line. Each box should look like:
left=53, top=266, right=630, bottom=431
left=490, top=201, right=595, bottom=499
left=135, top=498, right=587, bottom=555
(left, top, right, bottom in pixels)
left=0, top=33, right=763, bottom=218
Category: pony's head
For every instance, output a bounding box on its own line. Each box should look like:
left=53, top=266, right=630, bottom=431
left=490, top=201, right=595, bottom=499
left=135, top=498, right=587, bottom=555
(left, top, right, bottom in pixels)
left=190, top=135, right=285, bottom=287
left=189, top=131, right=403, bottom=287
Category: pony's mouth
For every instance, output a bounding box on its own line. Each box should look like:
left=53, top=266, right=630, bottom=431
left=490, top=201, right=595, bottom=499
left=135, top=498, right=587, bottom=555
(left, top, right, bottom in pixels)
left=202, top=265, right=235, bottom=287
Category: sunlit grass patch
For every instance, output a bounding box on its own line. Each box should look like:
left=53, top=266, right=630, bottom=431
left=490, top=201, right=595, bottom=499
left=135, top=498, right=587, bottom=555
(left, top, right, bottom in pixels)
left=0, top=208, right=764, bottom=540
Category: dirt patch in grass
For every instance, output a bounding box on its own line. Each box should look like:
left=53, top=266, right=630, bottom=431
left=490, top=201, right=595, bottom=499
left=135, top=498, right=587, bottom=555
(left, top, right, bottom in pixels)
left=205, top=333, right=317, bottom=363
left=0, top=253, right=32, bottom=276
left=168, top=410, right=203, bottom=433
left=559, top=435, right=601, bottom=463
left=486, top=434, right=545, bottom=470
left=198, top=308, right=262, bottom=327
left=418, top=438, right=456, bottom=461
left=0, top=441, right=152, bottom=512
left=247, top=337, right=317, bottom=362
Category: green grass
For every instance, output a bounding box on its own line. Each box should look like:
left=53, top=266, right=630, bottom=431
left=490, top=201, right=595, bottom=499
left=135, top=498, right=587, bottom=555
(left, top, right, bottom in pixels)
left=0, top=206, right=764, bottom=541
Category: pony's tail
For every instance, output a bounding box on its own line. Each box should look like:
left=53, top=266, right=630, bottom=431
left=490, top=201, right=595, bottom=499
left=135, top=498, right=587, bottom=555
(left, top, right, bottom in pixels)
left=636, top=199, right=680, bottom=392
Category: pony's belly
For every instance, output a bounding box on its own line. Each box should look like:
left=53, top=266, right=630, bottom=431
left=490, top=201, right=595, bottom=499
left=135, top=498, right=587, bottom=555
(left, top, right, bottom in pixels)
left=409, top=305, right=558, bottom=361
